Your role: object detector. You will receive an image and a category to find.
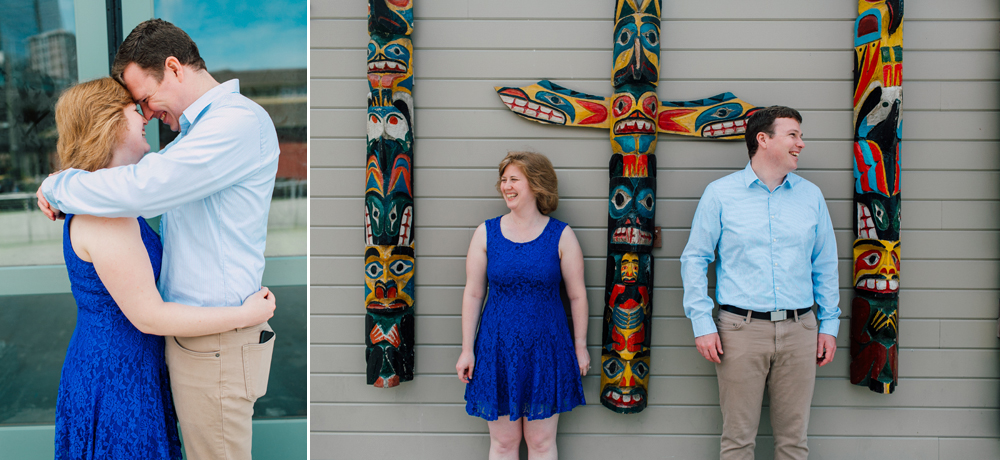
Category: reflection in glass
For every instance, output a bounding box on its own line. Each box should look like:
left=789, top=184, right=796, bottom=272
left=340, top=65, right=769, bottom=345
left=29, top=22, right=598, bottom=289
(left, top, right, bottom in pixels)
left=0, top=0, right=306, bottom=427
left=0, top=0, right=77, bottom=266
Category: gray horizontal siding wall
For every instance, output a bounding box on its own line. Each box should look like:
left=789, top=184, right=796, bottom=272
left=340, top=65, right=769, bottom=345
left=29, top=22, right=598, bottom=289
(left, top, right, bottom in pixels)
left=310, top=0, right=1000, bottom=458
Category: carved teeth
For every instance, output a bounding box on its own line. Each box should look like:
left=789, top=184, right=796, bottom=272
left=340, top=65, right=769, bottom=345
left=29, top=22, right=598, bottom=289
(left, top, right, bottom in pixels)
left=612, top=393, right=621, bottom=401
left=634, top=394, right=642, bottom=401
left=856, top=278, right=899, bottom=292
left=397, top=206, right=412, bottom=245
left=613, top=227, right=653, bottom=245
left=368, top=60, right=407, bottom=73
left=613, top=119, right=654, bottom=134
left=704, top=118, right=748, bottom=137
left=503, top=98, right=566, bottom=124
left=365, top=206, right=373, bottom=244
left=623, top=395, right=632, bottom=403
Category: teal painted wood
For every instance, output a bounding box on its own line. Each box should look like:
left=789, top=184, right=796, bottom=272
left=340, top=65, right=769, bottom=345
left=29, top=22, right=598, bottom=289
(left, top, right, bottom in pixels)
left=0, top=419, right=306, bottom=460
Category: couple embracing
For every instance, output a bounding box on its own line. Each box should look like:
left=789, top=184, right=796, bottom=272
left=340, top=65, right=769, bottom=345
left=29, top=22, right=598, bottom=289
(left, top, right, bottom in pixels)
left=37, top=19, right=279, bottom=460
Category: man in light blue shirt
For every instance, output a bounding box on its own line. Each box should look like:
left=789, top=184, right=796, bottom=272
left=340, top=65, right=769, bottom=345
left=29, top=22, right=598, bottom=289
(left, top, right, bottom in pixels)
left=681, top=106, right=839, bottom=460
left=36, top=19, right=278, bottom=460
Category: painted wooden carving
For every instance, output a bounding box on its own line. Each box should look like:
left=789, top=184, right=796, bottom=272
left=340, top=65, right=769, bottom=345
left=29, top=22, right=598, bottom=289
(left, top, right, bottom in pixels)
left=850, top=0, right=902, bottom=395
left=365, top=0, right=415, bottom=388
left=495, top=0, right=758, bottom=413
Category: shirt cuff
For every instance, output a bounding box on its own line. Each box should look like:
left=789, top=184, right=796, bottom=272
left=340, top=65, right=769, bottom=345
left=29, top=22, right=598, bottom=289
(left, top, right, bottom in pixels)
left=818, top=318, right=840, bottom=337
left=691, top=316, right=719, bottom=338
left=41, top=175, right=56, bottom=205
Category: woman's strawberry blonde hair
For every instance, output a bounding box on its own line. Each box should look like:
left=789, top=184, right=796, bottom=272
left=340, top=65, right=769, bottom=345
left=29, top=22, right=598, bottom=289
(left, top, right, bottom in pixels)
left=496, top=151, right=559, bottom=215
left=56, top=77, right=133, bottom=172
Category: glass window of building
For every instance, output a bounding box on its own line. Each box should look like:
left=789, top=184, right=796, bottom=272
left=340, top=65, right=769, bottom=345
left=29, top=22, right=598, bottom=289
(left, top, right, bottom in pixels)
left=1, top=0, right=306, bottom=434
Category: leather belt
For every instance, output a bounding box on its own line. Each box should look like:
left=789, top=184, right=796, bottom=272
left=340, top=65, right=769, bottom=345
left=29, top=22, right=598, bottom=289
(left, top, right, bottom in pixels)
left=720, top=305, right=812, bottom=322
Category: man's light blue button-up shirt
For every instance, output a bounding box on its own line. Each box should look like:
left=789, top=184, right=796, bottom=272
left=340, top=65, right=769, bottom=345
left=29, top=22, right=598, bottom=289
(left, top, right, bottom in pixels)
left=42, top=80, right=280, bottom=307
left=680, top=162, right=840, bottom=338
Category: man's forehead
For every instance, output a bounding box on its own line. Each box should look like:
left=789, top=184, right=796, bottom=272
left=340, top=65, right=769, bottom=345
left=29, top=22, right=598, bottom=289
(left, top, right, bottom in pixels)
left=121, top=64, right=154, bottom=96
left=773, top=117, right=802, bottom=133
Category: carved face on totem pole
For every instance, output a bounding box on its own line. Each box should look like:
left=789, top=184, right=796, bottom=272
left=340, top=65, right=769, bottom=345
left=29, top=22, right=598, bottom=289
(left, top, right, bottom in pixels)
left=851, top=0, right=902, bottom=395
left=366, top=310, right=415, bottom=387
left=612, top=0, right=660, bottom=87
left=496, top=80, right=609, bottom=126
left=853, top=239, right=900, bottom=297
left=366, top=105, right=414, bottom=246
left=368, top=34, right=414, bottom=104
left=610, top=85, right=659, bottom=156
left=601, top=252, right=653, bottom=413
left=365, top=151, right=414, bottom=246
left=364, top=245, right=415, bottom=314
left=656, top=93, right=757, bottom=140
left=608, top=175, right=656, bottom=253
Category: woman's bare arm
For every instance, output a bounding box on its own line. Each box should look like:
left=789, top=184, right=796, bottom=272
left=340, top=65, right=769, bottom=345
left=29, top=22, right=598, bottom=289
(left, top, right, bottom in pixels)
left=559, top=225, right=590, bottom=376
left=71, top=215, right=274, bottom=336
left=456, top=223, right=488, bottom=383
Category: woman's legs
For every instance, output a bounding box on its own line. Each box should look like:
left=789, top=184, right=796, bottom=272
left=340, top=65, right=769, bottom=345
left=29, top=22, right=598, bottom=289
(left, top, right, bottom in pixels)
left=487, top=418, right=523, bottom=460
left=523, top=415, right=559, bottom=460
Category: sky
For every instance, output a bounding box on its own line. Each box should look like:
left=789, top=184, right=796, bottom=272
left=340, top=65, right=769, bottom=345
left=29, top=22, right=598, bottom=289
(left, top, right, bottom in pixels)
left=156, top=0, right=306, bottom=71
left=1, top=0, right=305, bottom=70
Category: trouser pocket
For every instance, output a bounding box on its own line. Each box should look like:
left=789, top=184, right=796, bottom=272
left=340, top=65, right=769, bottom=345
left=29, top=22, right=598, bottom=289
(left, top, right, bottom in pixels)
left=242, top=330, right=275, bottom=401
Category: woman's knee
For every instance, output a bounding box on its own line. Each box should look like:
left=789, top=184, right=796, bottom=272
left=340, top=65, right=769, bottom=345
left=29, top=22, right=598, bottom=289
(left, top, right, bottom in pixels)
left=523, top=425, right=556, bottom=452
left=490, top=431, right=522, bottom=453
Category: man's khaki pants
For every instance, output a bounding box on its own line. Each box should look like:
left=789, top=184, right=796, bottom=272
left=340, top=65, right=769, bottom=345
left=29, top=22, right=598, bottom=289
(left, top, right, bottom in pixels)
left=715, top=309, right=818, bottom=460
left=166, top=321, right=275, bottom=460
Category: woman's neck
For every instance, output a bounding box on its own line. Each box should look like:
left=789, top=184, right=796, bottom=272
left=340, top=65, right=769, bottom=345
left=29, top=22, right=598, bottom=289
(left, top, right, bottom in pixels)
left=506, top=205, right=545, bottom=228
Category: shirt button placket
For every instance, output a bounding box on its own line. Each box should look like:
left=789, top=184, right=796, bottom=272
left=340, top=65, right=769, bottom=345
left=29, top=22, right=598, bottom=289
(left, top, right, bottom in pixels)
left=768, top=195, right=778, bottom=310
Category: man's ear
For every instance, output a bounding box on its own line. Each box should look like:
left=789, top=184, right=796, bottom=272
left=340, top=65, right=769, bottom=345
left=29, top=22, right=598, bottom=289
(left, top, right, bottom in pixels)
left=756, top=131, right=768, bottom=150
left=164, top=56, right=183, bottom=82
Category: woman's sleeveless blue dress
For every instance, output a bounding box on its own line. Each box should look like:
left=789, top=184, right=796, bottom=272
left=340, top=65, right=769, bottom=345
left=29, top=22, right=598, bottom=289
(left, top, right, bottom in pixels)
left=464, top=216, right=586, bottom=421
left=55, top=215, right=181, bottom=459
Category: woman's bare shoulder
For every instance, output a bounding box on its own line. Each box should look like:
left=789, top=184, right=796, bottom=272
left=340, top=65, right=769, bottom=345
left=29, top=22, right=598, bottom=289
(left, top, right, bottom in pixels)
left=72, top=214, right=137, bottom=231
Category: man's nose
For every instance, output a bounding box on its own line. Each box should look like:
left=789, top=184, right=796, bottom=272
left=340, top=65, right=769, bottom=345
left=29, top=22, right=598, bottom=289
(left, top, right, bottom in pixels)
left=139, top=104, right=154, bottom=121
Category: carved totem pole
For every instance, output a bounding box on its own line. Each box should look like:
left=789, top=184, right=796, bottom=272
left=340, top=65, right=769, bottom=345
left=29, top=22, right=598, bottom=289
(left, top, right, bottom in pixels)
left=850, top=0, right=903, bottom=394
left=495, top=0, right=758, bottom=413
left=364, top=0, right=416, bottom=388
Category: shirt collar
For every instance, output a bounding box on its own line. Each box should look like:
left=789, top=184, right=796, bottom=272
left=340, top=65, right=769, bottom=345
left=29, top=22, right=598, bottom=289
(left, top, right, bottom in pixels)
left=179, top=79, right=241, bottom=133
left=742, top=161, right=800, bottom=190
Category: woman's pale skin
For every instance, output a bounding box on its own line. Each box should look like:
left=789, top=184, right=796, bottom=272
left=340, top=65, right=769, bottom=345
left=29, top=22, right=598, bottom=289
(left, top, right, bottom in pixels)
left=455, top=163, right=589, bottom=460
left=67, top=104, right=275, bottom=336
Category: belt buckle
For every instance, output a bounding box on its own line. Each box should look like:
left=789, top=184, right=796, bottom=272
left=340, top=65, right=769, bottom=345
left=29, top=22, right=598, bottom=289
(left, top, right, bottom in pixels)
left=770, top=310, right=787, bottom=322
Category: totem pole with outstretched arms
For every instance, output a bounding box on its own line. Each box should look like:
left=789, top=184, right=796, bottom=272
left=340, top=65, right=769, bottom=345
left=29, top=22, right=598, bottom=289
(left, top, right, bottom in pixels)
left=495, top=0, right=760, bottom=413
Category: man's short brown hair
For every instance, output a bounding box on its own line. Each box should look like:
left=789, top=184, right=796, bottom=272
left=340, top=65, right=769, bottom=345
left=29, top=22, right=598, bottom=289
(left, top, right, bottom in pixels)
left=496, top=151, right=559, bottom=215
left=111, top=19, right=206, bottom=84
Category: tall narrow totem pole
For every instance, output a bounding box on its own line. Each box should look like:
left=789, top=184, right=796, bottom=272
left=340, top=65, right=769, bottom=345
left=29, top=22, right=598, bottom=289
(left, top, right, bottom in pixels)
left=850, top=0, right=903, bottom=394
left=495, top=0, right=759, bottom=413
left=364, top=0, right=416, bottom=388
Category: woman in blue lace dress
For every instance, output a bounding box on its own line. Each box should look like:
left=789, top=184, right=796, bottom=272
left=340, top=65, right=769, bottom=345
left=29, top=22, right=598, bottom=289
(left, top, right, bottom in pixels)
left=51, top=78, right=276, bottom=459
left=456, top=151, right=589, bottom=459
